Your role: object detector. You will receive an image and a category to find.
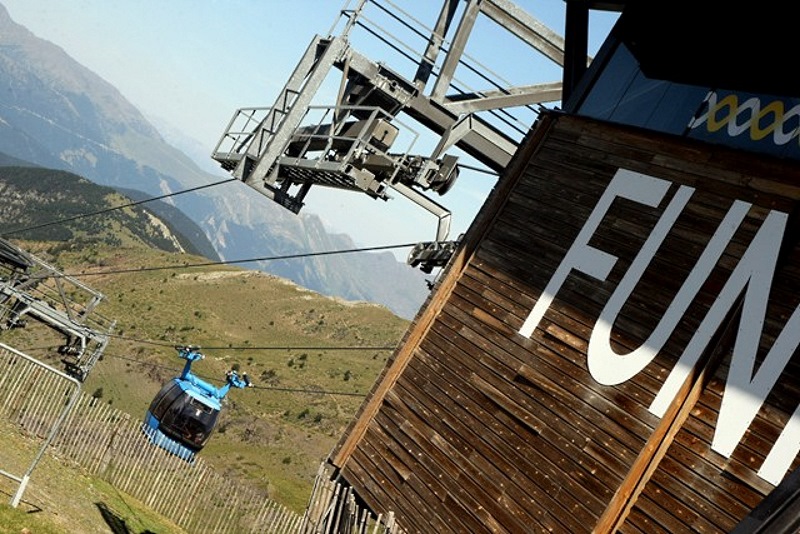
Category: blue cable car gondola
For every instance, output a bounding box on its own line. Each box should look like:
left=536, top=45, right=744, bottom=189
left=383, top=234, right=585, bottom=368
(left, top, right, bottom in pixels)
left=142, top=345, right=251, bottom=462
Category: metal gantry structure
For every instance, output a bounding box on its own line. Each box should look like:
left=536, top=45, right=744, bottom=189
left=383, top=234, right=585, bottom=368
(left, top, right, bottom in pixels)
left=0, top=237, right=114, bottom=381
left=212, top=0, right=575, bottom=273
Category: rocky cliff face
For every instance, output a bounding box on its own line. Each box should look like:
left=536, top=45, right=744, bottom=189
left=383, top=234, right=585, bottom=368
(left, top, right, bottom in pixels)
left=0, top=3, right=429, bottom=319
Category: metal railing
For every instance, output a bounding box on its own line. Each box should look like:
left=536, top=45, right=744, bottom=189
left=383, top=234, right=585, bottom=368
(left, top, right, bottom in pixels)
left=0, top=343, right=404, bottom=533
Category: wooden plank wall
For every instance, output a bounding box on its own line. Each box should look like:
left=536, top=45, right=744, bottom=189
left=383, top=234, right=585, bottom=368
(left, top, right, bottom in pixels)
left=329, top=112, right=800, bottom=533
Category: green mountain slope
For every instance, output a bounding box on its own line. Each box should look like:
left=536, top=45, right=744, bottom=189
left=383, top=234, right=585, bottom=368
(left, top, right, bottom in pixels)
left=0, top=418, right=186, bottom=533
left=0, top=6, right=433, bottom=320
left=0, top=239, right=409, bottom=516
left=0, top=165, right=216, bottom=257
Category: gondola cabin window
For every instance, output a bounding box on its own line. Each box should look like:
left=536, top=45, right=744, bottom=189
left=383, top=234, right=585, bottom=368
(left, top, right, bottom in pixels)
left=142, top=346, right=252, bottom=460
left=149, top=381, right=183, bottom=421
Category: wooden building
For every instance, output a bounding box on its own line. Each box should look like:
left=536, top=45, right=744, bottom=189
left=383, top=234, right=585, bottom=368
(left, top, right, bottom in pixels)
left=320, top=3, right=800, bottom=533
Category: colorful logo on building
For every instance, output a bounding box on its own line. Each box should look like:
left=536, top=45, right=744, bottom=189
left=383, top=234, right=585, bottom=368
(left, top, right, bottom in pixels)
left=688, top=91, right=800, bottom=150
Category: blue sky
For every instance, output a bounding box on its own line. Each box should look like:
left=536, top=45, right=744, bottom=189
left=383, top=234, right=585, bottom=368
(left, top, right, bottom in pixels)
left=2, top=0, right=618, bottom=258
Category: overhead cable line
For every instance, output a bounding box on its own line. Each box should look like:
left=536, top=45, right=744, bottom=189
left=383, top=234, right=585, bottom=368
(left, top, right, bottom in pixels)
left=43, top=242, right=420, bottom=278
left=19, top=342, right=381, bottom=396
left=246, top=384, right=364, bottom=397
left=105, top=352, right=367, bottom=397
left=105, top=332, right=397, bottom=352
left=0, top=177, right=238, bottom=238
left=457, top=163, right=500, bottom=176
left=0, top=170, right=427, bottom=279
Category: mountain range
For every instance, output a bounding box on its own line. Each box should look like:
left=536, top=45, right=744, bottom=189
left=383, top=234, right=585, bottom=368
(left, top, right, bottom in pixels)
left=0, top=2, right=431, bottom=319
left=0, top=163, right=217, bottom=257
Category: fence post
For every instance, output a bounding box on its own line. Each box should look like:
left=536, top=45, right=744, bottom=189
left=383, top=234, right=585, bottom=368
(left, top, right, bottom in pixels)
left=98, top=412, right=129, bottom=476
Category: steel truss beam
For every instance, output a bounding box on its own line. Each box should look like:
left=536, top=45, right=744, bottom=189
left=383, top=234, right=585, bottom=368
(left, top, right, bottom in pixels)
left=212, top=0, right=577, bottom=271
left=0, top=238, right=114, bottom=381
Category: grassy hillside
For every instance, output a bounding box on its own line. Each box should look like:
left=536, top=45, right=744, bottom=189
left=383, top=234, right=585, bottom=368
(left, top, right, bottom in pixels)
left=0, top=240, right=410, bottom=517
left=0, top=421, right=186, bottom=533
left=0, top=166, right=214, bottom=257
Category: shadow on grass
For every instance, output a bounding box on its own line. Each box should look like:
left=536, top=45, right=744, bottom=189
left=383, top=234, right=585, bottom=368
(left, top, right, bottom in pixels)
left=0, top=487, right=42, bottom=514
left=96, top=502, right=156, bottom=534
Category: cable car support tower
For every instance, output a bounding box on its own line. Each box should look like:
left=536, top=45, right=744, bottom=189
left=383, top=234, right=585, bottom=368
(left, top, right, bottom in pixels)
left=212, top=0, right=572, bottom=273
left=0, top=238, right=115, bottom=381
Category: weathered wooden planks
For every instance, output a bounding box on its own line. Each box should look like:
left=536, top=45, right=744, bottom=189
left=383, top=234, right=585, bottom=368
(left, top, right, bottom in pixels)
left=329, top=112, right=800, bottom=533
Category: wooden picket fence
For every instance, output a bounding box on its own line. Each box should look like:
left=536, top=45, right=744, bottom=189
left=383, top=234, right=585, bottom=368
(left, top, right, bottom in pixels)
left=301, top=463, right=402, bottom=534
left=0, top=344, right=401, bottom=533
